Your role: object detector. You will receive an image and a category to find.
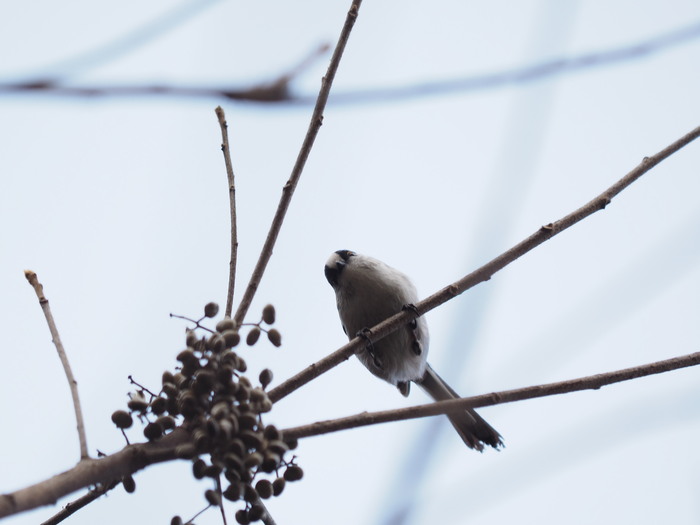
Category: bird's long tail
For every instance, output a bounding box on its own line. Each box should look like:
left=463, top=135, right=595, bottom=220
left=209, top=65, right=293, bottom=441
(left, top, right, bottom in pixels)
left=417, top=364, right=503, bottom=451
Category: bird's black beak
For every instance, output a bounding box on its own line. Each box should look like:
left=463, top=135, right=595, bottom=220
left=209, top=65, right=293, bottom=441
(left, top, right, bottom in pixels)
left=324, top=260, right=345, bottom=287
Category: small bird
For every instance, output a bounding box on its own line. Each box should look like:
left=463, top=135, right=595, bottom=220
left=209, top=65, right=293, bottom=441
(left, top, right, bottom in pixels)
left=324, top=249, right=503, bottom=451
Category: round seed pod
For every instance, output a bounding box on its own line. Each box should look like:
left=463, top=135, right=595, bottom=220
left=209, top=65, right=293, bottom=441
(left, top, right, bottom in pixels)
left=192, top=459, right=207, bottom=479
left=166, top=397, right=179, bottom=416
left=194, top=370, right=216, bottom=394
left=207, top=334, right=225, bottom=353
left=224, top=452, right=244, bottom=472
left=262, top=304, right=276, bottom=325
left=143, top=422, right=163, bottom=441
left=246, top=327, right=261, bottom=346
left=236, top=356, right=248, bottom=373
left=172, top=372, right=188, bottom=388
left=206, top=419, right=221, bottom=439
left=204, top=302, right=219, bottom=318
left=155, top=415, right=176, bottom=431
left=122, top=475, right=136, bottom=494
left=127, top=392, right=148, bottom=412
left=255, top=479, right=273, bottom=499
left=256, top=399, right=273, bottom=413
left=180, top=363, right=198, bottom=379
left=211, top=401, right=230, bottom=420
left=235, top=384, right=250, bottom=402
left=222, top=330, right=240, bottom=348
left=205, top=488, right=221, bottom=506
left=150, top=396, right=168, bottom=416
left=284, top=436, right=299, bottom=450
left=185, top=329, right=198, bottom=348
left=234, top=509, right=250, bottom=524
left=224, top=468, right=242, bottom=483
left=267, top=329, right=282, bottom=347
left=111, top=410, right=133, bottom=429
left=243, top=483, right=258, bottom=503
left=176, top=349, right=198, bottom=368
left=238, top=412, right=257, bottom=430
left=267, top=440, right=289, bottom=456
left=240, top=430, right=264, bottom=451
left=239, top=469, right=253, bottom=483
left=260, top=453, right=280, bottom=474
left=162, top=382, right=179, bottom=399
left=263, top=425, right=281, bottom=441
left=249, top=387, right=267, bottom=404
left=272, top=477, right=286, bottom=496
left=284, top=465, right=304, bottom=482
left=243, top=452, right=264, bottom=469
left=228, top=438, right=246, bottom=458
left=221, top=351, right=238, bottom=367
left=162, top=371, right=175, bottom=385
left=171, top=516, right=183, bottom=525
left=248, top=503, right=265, bottom=521
left=216, top=317, right=236, bottom=333
left=223, top=482, right=242, bottom=502
left=258, top=369, right=273, bottom=389
left=218, top=418, right=236, bottom=439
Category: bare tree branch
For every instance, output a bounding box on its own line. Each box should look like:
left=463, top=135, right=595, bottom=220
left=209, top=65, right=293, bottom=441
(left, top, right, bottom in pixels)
left=215, top=106, right=239, bottom=318
left=282, top=351, right=700, bottom=440
left=3, top=20, right=698, bottom=104
left=5, top=348, right=698, bottom=519
left=0, top=429, right=189, bottom=519
left=231, top=1, right=363, bottom=328
left=268, top=124, right=700, bottom=404
left=9, top=350, right=695, bottom=518
left=24, top=270, right=89, bottom=459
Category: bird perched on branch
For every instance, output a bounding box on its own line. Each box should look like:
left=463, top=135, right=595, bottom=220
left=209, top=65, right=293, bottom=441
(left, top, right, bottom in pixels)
left=324, top=249, right=503, bottom=451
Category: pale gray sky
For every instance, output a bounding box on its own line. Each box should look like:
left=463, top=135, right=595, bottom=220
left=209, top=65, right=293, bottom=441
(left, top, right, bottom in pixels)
left=1, top=1, right=699, bottom=524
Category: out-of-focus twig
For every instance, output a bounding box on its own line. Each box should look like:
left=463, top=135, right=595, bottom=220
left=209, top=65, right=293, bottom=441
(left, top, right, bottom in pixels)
left=2, top=20, right=699, bottom=104
left=24, top=270, right=89, bottom=459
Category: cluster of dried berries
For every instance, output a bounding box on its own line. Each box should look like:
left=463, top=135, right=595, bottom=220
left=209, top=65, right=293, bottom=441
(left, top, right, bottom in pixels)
left=111, top=302, right=302, bottom=524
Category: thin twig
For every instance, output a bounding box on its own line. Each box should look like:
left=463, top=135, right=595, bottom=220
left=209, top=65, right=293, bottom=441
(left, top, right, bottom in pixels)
left=3, top=20, right=698, bottom=104
left=216, top=106, right=239, bottom=318
left=40, top=480, right=119, bottom=525
left=24, top=270, right=89, bottom=459
left=268, top=124, right=700, bottom=403
left=282, top=351, right=700, bottom=439
left=231, top=0, right=363, bottom=328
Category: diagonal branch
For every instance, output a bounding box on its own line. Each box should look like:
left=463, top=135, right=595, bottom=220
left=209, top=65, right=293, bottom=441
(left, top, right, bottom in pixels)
left=268, top=124, right=700, bottom=403
left=282, top=351, right=700, bottom=440
left=0, top=428, right=189, bottom=519
left=215, top=106, right=239, bottom=318
left=24, top=270, right=89, bottom=459
left=231, top=0, right=363, bottom=328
